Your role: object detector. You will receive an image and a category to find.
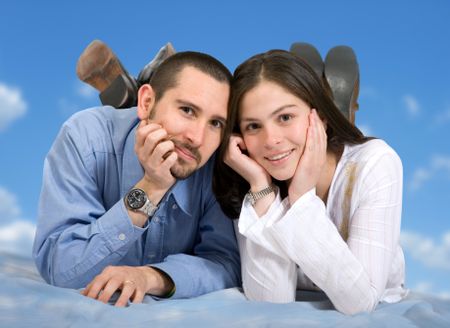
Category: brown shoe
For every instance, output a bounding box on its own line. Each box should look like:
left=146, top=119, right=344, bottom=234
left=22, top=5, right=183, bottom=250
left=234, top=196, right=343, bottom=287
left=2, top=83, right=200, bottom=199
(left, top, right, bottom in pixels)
left=76, top=40, right=131, bottom=93
left=76, top=40, right=137, bottom=108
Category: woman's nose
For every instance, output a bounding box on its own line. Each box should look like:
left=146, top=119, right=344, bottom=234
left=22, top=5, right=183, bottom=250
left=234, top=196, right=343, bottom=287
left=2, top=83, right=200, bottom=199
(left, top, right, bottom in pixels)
left=263, top=126, right=282, bottom=149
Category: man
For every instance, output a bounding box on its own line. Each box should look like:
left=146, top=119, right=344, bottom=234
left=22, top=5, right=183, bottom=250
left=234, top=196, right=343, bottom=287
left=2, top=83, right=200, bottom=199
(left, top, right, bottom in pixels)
left=33, top=51, right=241, bottom=307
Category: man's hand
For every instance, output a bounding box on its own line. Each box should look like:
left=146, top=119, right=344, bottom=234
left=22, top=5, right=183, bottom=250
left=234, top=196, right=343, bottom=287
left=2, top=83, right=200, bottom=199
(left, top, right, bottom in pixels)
left=135, top=120, right=178, bottom=192
left=81, top=265, right=174, bottom=307
left=129, top=120, right=178, bottom=227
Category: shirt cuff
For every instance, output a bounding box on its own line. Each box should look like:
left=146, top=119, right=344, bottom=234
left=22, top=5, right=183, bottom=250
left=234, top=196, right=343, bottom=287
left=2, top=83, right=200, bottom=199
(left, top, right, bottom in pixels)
left=238, top=187, right=286, bottom=237
left=97, top=199, right=148, bottom=255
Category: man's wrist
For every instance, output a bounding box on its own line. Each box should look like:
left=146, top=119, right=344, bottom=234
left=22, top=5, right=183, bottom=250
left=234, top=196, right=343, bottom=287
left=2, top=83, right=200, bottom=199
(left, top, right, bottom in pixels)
left=135, top=177, right=168, bottom=207
left=145, top=266, right=175, bottom=297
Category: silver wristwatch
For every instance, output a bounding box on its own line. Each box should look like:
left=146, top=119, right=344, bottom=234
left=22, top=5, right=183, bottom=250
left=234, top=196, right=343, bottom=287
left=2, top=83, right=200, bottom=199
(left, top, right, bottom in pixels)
left=124, top=188, right=158, bottom=216
left=244, top=185, right=275, bottom=206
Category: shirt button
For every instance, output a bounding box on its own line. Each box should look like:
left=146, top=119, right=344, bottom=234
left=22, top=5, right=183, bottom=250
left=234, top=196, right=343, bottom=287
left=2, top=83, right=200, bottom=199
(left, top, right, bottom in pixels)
left=154, top=216, right=160, bottom=223
left=172, top=204, right=178, bottom=210
left=118, top=233, right=126, bottom=241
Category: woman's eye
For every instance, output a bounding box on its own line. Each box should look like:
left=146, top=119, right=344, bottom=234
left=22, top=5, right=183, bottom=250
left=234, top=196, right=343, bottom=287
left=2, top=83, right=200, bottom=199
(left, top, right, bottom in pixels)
left=279, top=114, right=292, bottom=122
left=245, top=123, right=259, bottom=131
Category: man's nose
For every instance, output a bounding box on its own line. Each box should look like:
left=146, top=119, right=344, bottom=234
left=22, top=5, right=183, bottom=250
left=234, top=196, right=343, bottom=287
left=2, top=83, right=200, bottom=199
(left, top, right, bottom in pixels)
left=185, top=121, right=206, bottom=147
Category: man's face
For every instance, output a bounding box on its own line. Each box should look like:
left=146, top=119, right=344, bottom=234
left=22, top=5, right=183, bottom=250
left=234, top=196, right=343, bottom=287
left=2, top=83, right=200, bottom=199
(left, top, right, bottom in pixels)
left=148, top=66, right=229, bottom=179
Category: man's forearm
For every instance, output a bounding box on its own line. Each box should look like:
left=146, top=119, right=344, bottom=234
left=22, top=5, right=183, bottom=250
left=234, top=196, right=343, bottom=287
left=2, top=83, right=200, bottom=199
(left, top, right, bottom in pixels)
left=145, top=266, right=175, bottom=297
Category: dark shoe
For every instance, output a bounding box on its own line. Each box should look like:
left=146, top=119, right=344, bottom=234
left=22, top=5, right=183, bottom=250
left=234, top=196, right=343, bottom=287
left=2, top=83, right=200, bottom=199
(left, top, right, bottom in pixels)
left=76, top=40, right=138, bottom=108
left=324, top=46, right=359, bottom=123
left=290, top=42, right=324, bottom=80
left=137, top=43, right=176, bottom=86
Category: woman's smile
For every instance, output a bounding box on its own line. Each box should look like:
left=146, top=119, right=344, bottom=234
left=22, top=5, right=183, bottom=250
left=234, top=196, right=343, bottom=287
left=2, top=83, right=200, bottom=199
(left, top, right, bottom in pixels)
left=264, top=149, right=295, bottom=164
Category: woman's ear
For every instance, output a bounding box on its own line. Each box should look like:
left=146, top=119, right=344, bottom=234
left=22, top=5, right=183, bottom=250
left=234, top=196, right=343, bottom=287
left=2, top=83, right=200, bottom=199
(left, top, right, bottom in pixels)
left=137, top=84, right=156, bottom=120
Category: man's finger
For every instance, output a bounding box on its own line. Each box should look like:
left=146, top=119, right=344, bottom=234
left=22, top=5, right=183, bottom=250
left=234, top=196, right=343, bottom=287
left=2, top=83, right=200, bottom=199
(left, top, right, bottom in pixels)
left=160, top=151, right=178, bottom=170
left=97, top=279, right=122, bottom=304
left=115, top=281, right=136, bottom=307
left=141, top=128, right=168, bottom=156
left=131, top=290, right=146, bottom=304
left=85, top=278, right=107, bottom=299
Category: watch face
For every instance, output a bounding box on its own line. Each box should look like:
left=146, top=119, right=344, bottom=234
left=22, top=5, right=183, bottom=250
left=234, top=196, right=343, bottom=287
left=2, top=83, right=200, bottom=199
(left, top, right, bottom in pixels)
left=127, top=189, right=146, bottom=210
left=244, top=192, right=255, bottom=206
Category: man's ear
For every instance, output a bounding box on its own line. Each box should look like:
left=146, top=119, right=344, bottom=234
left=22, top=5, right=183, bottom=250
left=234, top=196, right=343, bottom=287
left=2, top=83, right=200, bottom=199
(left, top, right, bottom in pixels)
left=137, top=84, right=156, bottom=120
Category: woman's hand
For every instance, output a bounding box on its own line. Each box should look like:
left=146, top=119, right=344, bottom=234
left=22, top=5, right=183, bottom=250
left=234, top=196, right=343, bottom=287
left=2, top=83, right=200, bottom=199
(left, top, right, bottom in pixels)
left=224, top=134, right=272, bottom=190
left=288, top=109, right=327, bottom=204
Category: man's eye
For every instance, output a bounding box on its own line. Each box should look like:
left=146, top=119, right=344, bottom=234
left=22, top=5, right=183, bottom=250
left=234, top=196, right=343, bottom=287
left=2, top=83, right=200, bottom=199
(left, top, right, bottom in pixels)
left=211, top=120, right=224, bottom=129
left=180, top=107, right=194, bottom=115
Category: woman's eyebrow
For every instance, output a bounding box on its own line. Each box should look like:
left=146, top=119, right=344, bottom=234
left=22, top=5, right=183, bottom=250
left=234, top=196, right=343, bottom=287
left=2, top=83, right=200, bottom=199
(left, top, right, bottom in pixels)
left=240, top=104, right=297, bottom=122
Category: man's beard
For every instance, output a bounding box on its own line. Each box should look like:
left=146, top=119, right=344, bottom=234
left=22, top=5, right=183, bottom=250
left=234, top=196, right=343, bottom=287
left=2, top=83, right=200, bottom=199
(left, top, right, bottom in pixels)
left=169, top=140, right=202, bottom=180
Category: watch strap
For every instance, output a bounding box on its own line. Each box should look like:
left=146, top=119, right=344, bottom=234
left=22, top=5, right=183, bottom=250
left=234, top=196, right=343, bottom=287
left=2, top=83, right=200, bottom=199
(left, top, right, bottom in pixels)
left=246, top=185, right=275, bottom=206
left=140, top=197, right=158, bottom=216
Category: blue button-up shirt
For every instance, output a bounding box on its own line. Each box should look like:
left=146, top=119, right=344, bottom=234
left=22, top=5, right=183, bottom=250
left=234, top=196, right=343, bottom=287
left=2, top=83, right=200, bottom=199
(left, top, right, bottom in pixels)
left=33, top=106, right=240, bottom=299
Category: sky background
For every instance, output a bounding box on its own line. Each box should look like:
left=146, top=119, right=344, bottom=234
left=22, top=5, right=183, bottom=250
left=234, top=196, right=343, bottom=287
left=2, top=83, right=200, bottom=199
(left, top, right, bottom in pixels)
left=0, top=1, right=449, bottom=298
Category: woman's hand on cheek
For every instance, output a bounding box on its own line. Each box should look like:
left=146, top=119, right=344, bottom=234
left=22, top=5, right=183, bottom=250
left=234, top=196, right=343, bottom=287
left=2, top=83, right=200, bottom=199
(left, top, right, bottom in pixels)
left=224, top=134, right=272, bottom=188
left=288, top=109, right=327, bottom=204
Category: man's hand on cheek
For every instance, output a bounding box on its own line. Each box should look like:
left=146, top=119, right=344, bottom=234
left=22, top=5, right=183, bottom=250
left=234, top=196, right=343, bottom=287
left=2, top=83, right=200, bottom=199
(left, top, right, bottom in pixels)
left=135, top=120, right=177, bottom=191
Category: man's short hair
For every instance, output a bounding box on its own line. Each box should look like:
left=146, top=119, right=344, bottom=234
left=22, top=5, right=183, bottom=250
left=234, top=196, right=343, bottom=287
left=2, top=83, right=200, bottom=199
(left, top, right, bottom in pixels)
left=149, top=51, right=232, bottom=102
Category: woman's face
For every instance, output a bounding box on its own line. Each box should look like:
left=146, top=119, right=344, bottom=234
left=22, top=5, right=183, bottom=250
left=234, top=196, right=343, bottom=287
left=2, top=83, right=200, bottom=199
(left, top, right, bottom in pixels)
left=239, top=80, right=311, bottom=181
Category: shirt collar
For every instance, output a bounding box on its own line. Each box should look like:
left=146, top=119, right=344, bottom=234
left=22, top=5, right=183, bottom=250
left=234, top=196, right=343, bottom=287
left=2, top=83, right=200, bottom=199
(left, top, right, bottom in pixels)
left=169, top=178, right=194, bottom=216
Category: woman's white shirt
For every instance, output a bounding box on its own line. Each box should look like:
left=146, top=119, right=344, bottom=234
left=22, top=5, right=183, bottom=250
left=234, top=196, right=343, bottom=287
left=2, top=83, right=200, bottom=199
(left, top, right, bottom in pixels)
left=236, top=139, right=408, bottom=315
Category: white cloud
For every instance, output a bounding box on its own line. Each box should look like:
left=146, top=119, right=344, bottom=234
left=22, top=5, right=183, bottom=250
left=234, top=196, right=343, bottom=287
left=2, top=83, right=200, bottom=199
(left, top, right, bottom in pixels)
left=413, top=281, right=433, bottom=293
left=402, top=94, right=420, bottom=118
left=412, top=281, right=450, bottom=300
left=0, top=186, right=35, bottom=257
left=76, top=81, right=97, bottom=99
left=0, top=220, right=35, bottom=257
left=0, top=82, right=27, bottom=131
left=439, top=291, right=450, bottom=300
left=401, top=230, right=450, bottom=271
left=0, top=187, right=21, bottom=224
left=408, top=154, right=450, bottom=191
left=409, top=167, right=432, bottom=191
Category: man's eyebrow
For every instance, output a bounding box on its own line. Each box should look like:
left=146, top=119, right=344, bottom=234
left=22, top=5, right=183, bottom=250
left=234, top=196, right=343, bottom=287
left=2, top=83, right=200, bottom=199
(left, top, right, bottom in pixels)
left=240, top=104, right=297, bottom=122
left=175, top=99, right=201, bottom=111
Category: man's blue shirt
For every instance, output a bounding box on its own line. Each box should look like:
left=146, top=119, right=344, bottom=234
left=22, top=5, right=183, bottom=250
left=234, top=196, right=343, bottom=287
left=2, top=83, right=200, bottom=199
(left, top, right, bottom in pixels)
left=33, top=106, right=240, bottom=298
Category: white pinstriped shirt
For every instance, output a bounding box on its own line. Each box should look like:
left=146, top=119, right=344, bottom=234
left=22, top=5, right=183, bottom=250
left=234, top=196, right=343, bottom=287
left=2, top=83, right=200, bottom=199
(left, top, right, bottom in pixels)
left=236, top=139, right=408, bottom=315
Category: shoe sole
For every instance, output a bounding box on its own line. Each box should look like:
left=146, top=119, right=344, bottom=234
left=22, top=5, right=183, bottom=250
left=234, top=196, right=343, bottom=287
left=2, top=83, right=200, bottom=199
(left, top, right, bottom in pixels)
left=290, top=42, right=324, bottom=79
left=137, top=42, right=176, bottom=85
left=324, top=46, right=359, bottom=121
left=76, top=40, right=129, bottom=93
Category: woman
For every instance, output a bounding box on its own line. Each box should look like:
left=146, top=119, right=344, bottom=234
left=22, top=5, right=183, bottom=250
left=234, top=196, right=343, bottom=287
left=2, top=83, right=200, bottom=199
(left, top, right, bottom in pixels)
left=213, top=50, right=407, bottom=315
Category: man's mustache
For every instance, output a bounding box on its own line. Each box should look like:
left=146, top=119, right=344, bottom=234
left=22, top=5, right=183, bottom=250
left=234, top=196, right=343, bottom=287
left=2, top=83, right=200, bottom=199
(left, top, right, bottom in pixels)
left=163, top=137, right=201, bottom=164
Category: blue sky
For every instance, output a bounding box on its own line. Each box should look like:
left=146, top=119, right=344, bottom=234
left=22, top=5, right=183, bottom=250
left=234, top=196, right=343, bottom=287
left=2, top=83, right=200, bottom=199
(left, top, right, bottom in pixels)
left=0, top=1, right=449, bottom=298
